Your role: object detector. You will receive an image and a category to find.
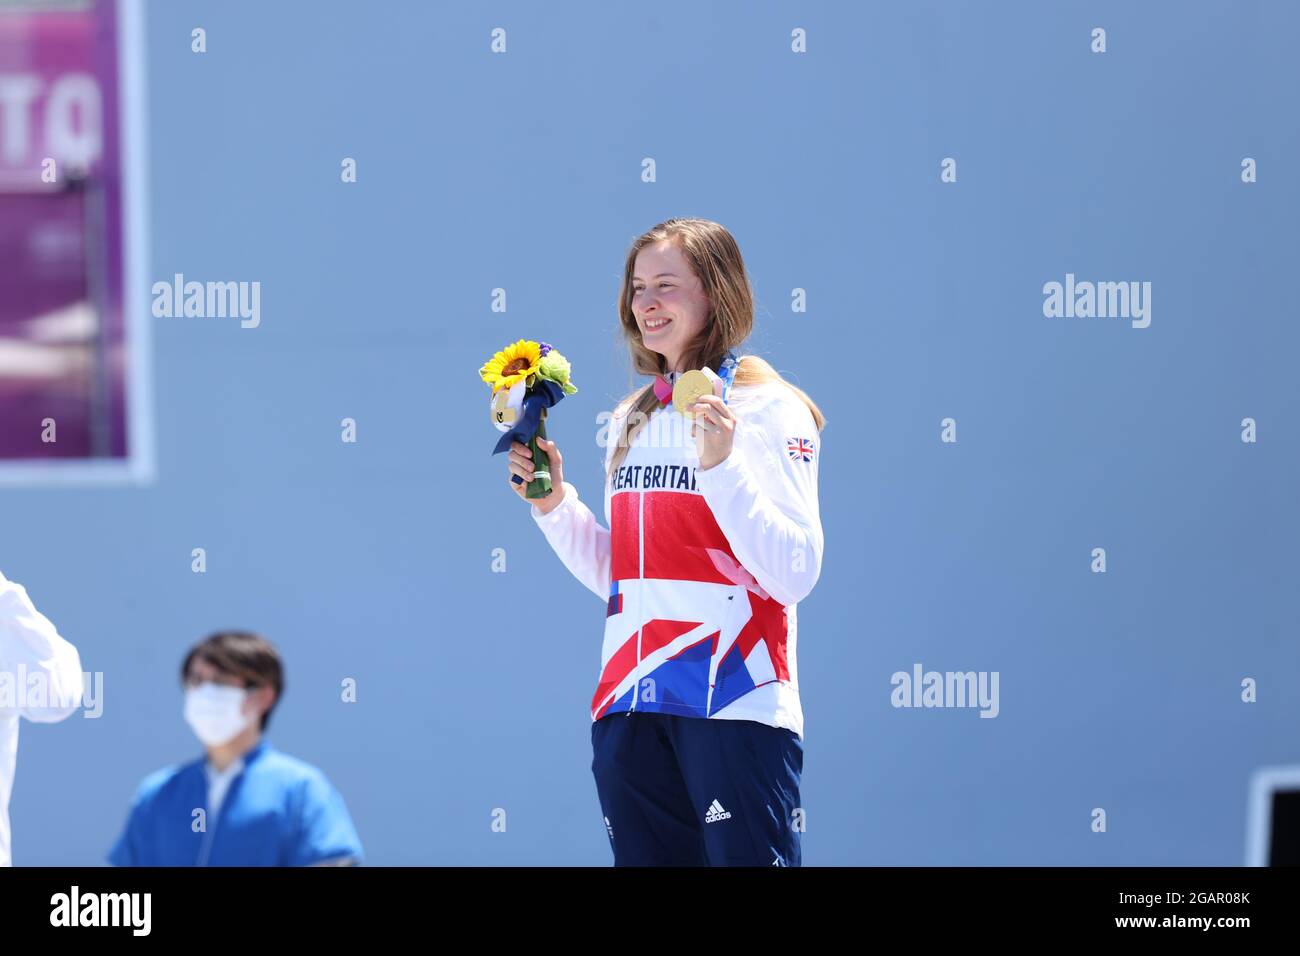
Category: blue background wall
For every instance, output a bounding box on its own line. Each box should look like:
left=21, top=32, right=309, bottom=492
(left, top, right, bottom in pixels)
left=8, top=0, right=1298, bottom=864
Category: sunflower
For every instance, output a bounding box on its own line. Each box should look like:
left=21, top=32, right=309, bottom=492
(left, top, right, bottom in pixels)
left=479, top=339, right=542, bottom=393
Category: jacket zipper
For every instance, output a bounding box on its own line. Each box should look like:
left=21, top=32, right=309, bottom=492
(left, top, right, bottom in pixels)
left=196, top=797, right=221, bottom=866
left=196, top=769, right=240, bottom=866
left=630, top=487, right=645, bottom=714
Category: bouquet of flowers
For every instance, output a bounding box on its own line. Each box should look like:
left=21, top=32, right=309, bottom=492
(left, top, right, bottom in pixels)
left=479, top=339, right=578, bottom=500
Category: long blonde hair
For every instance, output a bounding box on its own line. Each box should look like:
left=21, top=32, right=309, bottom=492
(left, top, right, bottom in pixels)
left=606, top=218, right=826, bottom=482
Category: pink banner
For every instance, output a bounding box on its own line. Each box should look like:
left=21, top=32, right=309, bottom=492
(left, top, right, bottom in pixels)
left=0, top=0, right=146, bottom=474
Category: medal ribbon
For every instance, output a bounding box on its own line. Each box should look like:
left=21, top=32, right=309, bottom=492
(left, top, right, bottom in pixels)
left=653, top=349, right=739, bottom=407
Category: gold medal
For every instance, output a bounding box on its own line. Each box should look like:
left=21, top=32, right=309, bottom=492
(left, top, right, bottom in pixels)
left=672, top=369, right=714, bottom=417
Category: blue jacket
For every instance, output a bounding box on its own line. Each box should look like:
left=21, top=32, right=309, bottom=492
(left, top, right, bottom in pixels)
left=108, top=739, right=362, bottom=866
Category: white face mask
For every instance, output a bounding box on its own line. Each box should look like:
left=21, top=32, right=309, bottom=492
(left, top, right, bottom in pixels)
left=183, top=682, right=253, bottom=747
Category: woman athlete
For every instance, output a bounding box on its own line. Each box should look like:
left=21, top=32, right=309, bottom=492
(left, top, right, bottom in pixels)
left=507, top=218, right=826, bottom=866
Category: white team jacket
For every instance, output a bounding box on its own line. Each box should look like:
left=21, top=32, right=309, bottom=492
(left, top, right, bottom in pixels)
left=0, top=571, right=84, bottom=866
left=532, top=379, right=823, bottom=739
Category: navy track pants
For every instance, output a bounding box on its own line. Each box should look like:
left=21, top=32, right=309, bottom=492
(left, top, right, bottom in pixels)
left=590, top=710, right=804, bottom=866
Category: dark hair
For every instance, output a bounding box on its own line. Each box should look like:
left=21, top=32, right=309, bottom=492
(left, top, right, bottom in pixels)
left=180, top=631, right=285, bottom=731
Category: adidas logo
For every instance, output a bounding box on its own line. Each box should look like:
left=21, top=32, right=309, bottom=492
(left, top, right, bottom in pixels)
left=704, top=799, right=732, bottom=823
left=604, top=816, right=614, bottom=840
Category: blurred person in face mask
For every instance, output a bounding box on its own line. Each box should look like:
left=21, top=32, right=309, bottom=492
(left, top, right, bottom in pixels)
left=0, top=570, right=84, bottom=867
left=108, top=631, right=363, bottom=866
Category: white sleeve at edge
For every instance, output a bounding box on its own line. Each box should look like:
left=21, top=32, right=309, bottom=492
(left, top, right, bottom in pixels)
left=0, top=570, right=84, bottom=722
left=531, top=481, right=612, bottom=602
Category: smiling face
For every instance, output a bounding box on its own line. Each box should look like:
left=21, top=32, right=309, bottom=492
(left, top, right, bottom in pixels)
left=631, top=240, right=712, bottom=373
